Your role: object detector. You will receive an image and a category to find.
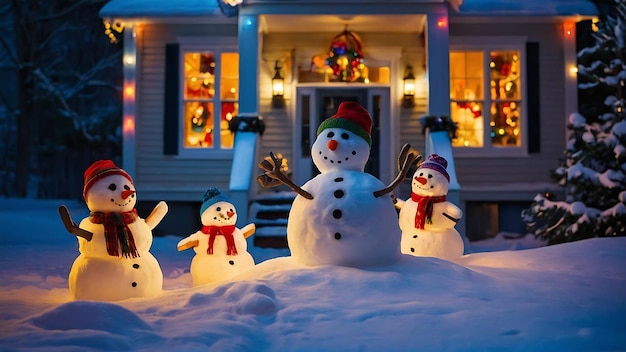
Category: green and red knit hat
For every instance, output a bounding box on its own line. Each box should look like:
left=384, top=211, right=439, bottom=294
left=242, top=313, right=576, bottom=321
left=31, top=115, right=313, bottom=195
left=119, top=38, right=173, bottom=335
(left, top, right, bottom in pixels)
left=83, top=160, right=133, bottom=200
left=317, top=101, right=372, bottom=146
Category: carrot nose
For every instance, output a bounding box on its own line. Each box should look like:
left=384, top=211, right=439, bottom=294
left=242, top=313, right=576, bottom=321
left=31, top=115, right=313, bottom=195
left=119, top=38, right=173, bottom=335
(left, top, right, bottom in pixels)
left=121, top=189, right=136, bottom=199
left=227, top=210, right=235, bottom=218
left=414, top=176, right=427, bottom=185
left=327, top=139, right=338, bottom=151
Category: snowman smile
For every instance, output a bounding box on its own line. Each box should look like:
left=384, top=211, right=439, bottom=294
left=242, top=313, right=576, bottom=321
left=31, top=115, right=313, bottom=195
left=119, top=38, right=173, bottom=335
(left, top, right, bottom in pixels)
left=317, top=149, right=357, bottom=165
left=112, top=198, right=134, bottom=207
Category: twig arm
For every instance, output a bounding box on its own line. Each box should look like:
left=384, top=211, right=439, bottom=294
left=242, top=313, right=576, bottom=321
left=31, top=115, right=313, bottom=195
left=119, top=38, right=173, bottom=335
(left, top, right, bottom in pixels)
left=257, top=152, right=314, bottom=200
left=374, top=144, right=422, bottom=198
left=58, top=205, right=93, bottom=241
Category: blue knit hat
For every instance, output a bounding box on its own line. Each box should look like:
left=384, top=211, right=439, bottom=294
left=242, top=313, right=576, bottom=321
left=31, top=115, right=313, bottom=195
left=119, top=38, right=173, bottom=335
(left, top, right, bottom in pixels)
left=200, top=188, right=232, bottom=216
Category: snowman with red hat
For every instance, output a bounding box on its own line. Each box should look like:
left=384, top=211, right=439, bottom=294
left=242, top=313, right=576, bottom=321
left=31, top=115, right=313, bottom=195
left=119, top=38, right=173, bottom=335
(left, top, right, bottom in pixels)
left=397, top=154, right=464, bottom=261
left=58, top=160, right=167, bottom=301
left=258, top=101, right=420, bottom=267
left=177, top=188, right=256, bottom=286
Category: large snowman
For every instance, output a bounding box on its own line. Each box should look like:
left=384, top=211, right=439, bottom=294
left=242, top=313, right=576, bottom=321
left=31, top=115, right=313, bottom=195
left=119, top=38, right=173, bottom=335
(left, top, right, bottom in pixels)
left=397, top=154, right=464, bottom=261
left=258, top=101, right=420, bottom=267
left=58, top=160, right=167, bottom=301
left=177, top=188, right=256, bottom=286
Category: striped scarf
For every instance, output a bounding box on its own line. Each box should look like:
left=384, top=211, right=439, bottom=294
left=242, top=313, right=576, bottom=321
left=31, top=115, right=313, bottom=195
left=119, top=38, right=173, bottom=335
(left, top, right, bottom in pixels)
left=90, top=209, right=139, bottom=258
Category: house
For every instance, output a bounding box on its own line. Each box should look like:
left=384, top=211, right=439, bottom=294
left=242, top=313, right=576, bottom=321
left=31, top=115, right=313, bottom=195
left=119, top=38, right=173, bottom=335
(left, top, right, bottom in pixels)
left=99, top=0, right=597, bottom=241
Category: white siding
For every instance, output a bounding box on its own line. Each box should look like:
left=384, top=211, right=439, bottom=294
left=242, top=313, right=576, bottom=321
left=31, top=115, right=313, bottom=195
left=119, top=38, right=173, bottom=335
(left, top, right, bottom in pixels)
left=449, top=21, right=567, bottom=198
left=136, top=23, right=238, bottom=201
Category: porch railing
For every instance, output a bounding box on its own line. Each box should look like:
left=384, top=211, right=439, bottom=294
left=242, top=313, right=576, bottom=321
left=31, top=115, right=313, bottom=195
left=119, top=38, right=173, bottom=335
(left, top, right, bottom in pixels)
left=228, top=115, right=261, bottom=227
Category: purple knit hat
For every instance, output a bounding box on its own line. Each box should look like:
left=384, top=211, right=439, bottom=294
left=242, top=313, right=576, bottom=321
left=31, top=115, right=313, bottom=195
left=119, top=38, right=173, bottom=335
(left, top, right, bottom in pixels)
left=419, top=154, right=450, bottom=182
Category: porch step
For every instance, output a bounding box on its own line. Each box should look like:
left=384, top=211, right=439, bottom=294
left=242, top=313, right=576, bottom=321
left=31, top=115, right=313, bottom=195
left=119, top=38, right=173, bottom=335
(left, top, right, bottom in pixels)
left=249, top=191, right=295, bottom=249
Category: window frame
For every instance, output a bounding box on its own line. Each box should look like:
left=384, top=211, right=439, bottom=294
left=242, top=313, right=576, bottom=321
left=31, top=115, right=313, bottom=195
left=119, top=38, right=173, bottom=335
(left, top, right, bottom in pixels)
left=176, top=37, right=239, bottom=159
left=449, top=36, right=528, bottom=158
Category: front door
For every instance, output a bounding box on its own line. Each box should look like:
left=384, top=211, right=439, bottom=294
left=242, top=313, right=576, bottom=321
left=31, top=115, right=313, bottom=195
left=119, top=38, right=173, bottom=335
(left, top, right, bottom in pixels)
left=295, top=87, right=390, bottom=186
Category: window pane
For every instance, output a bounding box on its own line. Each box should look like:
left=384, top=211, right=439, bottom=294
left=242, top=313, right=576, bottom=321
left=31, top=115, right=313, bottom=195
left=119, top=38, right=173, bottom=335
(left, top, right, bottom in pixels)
left=220, top=102, right=237, bottom=149
left=490, top=101, right=521, bottom=147
left=490, top=51, right=520, bottom=100
left=450, top=51, right=483, bottom=100
left=183, top=101, right=214, bottom=148
left=221, top=52, right=239, bottom=100
left=184, top=52, right=215, bottom=99
left=451, top=102, right=484, bottom=147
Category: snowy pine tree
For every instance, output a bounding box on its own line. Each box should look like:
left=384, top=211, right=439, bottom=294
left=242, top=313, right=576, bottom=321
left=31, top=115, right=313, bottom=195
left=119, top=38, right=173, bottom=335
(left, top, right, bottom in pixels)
left=522, top=0, right=626, bottom=244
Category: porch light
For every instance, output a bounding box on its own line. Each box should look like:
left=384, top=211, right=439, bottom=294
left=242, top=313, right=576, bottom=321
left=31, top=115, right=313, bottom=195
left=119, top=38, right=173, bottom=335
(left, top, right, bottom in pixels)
left=402, top=66, right=416, bottom=108
left=272, top=61, right=285, bottom=108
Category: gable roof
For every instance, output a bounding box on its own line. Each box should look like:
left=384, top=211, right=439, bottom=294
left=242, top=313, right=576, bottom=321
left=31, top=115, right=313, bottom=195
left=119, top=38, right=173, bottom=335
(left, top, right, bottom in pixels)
left=456, top=0, right=597, bottom=16
left=99, top=0, right=598, bottom=18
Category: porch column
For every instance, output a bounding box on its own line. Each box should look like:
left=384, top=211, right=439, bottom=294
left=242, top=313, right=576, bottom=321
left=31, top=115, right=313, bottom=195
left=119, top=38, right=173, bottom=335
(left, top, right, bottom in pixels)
left=122, top=24, right=137, bottom=177
left=424, top=8, right=466, bottom=242
left=230, top=14, right=260, bottom=227
left=238, top=15, right=259, bottom=114
left=425, top=6, right=450, bottom=117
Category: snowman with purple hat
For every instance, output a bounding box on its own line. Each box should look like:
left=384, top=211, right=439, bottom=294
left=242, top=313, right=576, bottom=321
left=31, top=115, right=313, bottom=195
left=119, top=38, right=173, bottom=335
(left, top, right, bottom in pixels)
left=397, top=154, right=464, bottom=261
left=177, top=188, right=255, bottom=286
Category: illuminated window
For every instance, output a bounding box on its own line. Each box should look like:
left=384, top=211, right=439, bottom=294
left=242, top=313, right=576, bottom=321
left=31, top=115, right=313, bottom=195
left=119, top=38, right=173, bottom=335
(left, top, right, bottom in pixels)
left=182, top=51, right=239, bottom=150
left=449, top=48, right=523, bottom=151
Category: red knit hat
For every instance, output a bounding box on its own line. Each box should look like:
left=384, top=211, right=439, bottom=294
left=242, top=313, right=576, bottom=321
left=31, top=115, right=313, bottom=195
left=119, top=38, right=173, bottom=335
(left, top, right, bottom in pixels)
left=83, top=160, right=133, bottom=199
left=317, top=101, right=372, bottom=146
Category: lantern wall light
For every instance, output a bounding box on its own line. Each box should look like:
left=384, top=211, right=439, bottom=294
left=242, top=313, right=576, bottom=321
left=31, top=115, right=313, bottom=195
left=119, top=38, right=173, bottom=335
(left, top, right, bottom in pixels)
left=402, top=65, right=416, bottom=108
left=272, top=61, right=285, bottom=108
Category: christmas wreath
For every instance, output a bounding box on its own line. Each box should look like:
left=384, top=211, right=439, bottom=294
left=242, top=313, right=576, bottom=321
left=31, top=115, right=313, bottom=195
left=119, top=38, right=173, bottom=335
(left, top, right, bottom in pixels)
left=420, top=115, right=458, bottom=140
left=228, top=115, right=266, bottom=136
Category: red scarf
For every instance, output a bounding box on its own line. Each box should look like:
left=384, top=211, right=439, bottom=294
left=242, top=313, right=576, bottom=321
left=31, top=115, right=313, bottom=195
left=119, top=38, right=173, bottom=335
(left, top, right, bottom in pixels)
left=90, top=209, right=139, bottom=258
left=411, top=193, right=446, bottom=230
left=201, top=225, right=238, bottom=255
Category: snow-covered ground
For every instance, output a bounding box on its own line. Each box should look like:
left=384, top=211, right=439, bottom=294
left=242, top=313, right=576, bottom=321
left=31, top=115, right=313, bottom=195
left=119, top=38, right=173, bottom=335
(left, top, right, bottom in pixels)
left=1, top=198, right=625, bottom=351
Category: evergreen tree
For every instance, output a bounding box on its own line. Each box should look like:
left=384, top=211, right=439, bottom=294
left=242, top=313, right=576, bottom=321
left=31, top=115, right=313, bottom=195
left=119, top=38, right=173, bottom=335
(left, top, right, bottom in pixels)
left=522, top=0, right=626, bottom=244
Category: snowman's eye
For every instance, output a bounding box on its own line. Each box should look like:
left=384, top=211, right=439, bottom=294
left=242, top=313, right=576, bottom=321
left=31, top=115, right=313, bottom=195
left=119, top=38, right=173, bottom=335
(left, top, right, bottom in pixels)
left=124, top=185, right=131, bottom=190
left=216, top=207, right=221, bottom=211
left=341, top=133, right=349, bottom=140
left=419, top=172, right=424, bottom=177
left=229, top=208, right=234, bottom=212
left=327, top=132, right=335, bottom=138
left=108, top=184, right=116, bottom=191
left=428, top=174, right=433, bottom=178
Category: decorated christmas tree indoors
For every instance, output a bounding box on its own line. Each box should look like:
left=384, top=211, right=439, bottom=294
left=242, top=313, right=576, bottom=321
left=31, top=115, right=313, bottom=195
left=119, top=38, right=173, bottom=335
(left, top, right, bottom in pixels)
left=522, top=0, right=626, bottom=245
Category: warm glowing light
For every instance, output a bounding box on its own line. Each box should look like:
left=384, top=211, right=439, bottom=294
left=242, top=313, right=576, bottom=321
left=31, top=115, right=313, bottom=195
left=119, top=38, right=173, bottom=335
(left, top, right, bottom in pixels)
left=490, top=121, right=495, bottom=127
left=230, top=87, right=236, bottom=94
left=124, top=85, right=134, bottom=97
left=464, top=140, right=470, bottom=147
left=226, top=112, right=233, bottom=121
left=123, top=117, right=135, bottom=135
left=569, top=66, right=578, bottom=76
left=498, top=128, right=505, bottom=135
left=124, top=55, right=135, bottom=65
left=437, top=18, right=447, bottom=28
left=563, top=21, right=575, bottom=37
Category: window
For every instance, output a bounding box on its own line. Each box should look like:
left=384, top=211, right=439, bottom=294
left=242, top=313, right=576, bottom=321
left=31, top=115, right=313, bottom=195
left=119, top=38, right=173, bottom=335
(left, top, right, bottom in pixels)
left=449, top=44, right=525, bottom=154
left=182, top=51, right=239, bottom=151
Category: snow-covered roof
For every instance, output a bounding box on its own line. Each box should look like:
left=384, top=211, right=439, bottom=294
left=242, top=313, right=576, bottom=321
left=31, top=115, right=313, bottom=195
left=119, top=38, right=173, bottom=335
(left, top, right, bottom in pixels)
left=456, top=0, right=597, bottom=17
left=99, top=0, right=222, bottom=18
left=100, top=0, right=598, bottom=18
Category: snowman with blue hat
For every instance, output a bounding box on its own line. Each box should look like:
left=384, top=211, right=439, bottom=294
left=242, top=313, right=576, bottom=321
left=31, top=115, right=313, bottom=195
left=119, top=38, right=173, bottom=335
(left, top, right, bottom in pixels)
left=177, top=188, right=256, bottom=285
